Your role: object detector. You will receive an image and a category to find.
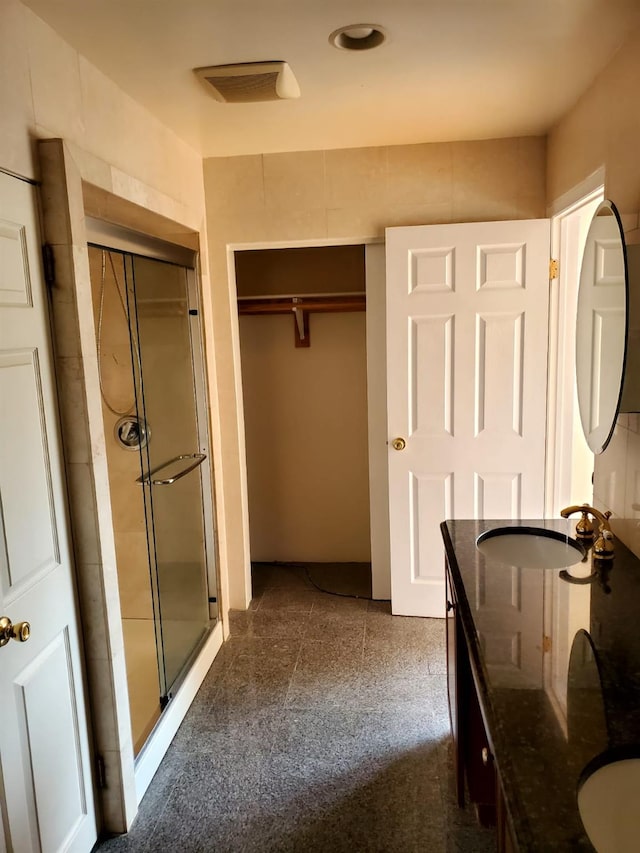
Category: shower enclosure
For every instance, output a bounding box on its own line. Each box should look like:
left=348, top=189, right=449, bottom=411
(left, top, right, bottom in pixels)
left=87, top=222, right=217, bottom=756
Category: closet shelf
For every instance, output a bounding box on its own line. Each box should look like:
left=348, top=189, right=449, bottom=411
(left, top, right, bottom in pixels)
left=237, top=294, right=366, bottom=348
left=237, top=294, right=365, bottom=315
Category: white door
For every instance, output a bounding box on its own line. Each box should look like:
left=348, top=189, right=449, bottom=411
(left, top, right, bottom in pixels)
left=386, top=219, right=551, bottom=617
left=0, top=173, right=97, bottom=851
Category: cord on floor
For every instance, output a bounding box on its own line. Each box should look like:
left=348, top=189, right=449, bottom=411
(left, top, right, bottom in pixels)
left=251, top=560, right=390, bottom=602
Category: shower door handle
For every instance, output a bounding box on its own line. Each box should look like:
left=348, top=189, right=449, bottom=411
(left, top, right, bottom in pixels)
left=137, top=453, right=207, bottom=486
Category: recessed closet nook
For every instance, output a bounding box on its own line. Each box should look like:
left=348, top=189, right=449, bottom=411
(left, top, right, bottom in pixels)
left=235, top=245, right=372, bottom=586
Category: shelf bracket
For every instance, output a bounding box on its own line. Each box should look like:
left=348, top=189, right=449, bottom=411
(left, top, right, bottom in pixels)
left=293, top=300, right=310, bottom=348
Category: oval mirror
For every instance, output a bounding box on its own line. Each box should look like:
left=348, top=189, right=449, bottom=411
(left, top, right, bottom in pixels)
left=576, top=200, right=628, bottom=454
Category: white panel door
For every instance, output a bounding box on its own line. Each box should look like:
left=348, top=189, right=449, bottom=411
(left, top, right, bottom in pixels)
left=0, top=173, right=97, bottom=852
left=386, top=219, right=550, bottom=617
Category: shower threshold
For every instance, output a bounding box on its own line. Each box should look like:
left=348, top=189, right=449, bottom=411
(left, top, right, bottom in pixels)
left=133, top=621, right=223, bottom=803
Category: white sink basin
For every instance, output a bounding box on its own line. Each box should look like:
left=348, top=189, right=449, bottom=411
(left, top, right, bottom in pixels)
left=476, top=526, right=585, bottom=569
left=578, top=754, right=640, bottom=852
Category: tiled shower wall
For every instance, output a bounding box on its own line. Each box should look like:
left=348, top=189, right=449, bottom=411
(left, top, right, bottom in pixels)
left=593, top=416, right=640, bottom=557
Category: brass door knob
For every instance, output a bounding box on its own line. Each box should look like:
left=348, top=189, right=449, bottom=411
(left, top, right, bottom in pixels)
left=0, top=616, right=31, bottom=648
left=391, top=437, right=406, bottom=451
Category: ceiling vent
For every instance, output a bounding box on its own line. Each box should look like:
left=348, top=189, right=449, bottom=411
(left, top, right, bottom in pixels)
left=195, top=61, right=300, bottom=103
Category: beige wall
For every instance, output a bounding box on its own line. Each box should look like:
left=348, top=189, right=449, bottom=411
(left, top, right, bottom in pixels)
left=547, top=25, right=640, bottom=556
left=204, top=135, right=547, bottom=605
left=238, top=245, right=369, bottom=562
left=240, top=312, right=370, bottom=562
left=1, top=0, right=204, bottom=211
left=547, top=25, right=640, bottom=233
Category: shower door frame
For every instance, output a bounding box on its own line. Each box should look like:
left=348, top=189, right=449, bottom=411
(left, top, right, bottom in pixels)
left=38, top=139, right=226, bottom=827
left=86, top=216, right=220, bottom=701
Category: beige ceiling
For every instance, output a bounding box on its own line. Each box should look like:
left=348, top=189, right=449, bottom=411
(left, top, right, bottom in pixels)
left=23, top=0, right=640, bottom=157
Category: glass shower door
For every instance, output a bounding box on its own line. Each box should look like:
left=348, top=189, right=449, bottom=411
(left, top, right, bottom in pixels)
left=130, top=254, right=212, bottom=697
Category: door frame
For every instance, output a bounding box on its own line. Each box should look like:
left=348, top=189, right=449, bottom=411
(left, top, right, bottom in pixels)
left=84, top=217, right=220, bottom=633
left=227, top=235, right=391, bottom=601
left=545, top=175, right=605, bottom=516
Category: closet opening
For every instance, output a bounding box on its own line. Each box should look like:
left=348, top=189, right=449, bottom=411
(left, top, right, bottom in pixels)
left=235, top=244, right=373, bottom=600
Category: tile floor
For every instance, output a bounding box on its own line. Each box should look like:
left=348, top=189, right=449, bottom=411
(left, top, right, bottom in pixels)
left=99, top=564, right=494, bottom=852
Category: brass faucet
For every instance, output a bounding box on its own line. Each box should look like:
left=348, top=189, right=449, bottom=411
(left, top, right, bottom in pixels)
left=560, top=503, right=615, bottom=560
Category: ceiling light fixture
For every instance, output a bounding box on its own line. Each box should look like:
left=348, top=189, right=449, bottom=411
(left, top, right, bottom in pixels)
left=329, top=24, right=387, bottom=51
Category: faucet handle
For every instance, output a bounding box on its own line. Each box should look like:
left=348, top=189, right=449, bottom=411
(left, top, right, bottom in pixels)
left=593, top=527, right=615, bottom=560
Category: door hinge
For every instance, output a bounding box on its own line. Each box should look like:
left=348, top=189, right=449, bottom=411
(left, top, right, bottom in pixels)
left=549, top=258, right=559, bottom=280
left=42, top=243, right=55, bottom=287
left=542, top=635, right=552, bottom=654
left=96, top=754, right=107, bottom=789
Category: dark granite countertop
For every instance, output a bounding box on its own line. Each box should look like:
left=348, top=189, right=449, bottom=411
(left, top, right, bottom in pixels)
left=441, top=518, right=640, bottom=852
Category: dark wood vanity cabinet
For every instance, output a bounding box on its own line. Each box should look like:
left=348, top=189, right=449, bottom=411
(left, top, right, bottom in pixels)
left=440, top=516, right=640, bottom=851
left=445, top=565, right=466, bottom=807
left=445, top=559, right=515, bottom=848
